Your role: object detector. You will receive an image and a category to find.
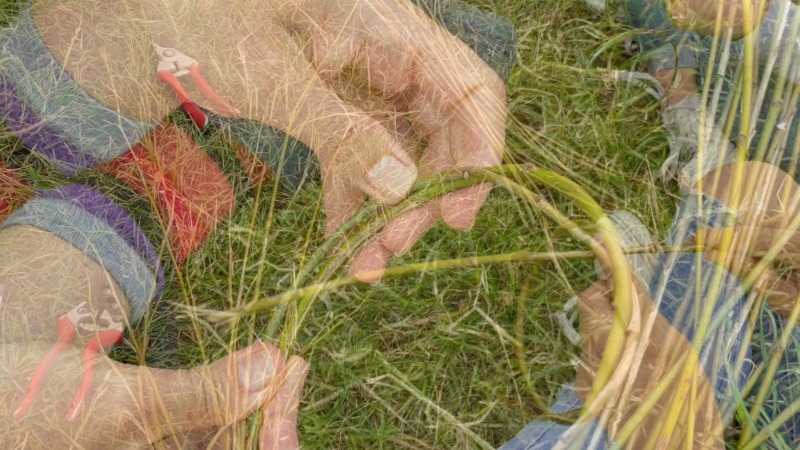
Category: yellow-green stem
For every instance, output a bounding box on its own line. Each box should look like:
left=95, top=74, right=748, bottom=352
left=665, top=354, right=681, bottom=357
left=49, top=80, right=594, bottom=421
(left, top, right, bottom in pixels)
left=740, top=291, right=800, bottom=444
left=654, top=1, right=760, bottom=444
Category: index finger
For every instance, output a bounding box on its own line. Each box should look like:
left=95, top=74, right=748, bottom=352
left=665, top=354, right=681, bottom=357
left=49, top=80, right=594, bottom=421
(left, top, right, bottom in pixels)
left=404, top=3, right=507, bottom=168
left=699, top=225, right=800, bottom=264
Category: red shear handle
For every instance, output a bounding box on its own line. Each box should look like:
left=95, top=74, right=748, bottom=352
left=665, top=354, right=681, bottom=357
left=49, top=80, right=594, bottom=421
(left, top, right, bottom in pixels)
left=65, top=329, right=124, bottom=422
left=188, top=64, right=238, bottom=115
left=180, top=101, right=209, bottom=129
left=13, top=318, right=77, bottom=420
left=157, top=71, right=209, bottom=129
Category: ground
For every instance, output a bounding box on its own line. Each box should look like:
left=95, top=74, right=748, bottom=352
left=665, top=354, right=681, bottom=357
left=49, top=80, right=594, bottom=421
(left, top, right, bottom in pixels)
left=0, top=0, right=678, bottom=448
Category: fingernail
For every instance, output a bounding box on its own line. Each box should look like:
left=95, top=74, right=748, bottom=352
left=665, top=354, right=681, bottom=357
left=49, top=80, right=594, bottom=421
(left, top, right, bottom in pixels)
left=361, top=156, right=416, bottom=202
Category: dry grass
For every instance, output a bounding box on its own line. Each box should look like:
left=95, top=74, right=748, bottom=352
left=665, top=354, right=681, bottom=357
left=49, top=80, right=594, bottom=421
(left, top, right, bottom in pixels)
left=0, top=0, right=683, bottom=447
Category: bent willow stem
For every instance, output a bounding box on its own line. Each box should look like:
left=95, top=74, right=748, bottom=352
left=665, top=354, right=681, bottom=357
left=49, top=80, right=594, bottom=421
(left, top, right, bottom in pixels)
left=198, top=164, right=654, bottom=445
left=273, top=164, right=636, bottom=422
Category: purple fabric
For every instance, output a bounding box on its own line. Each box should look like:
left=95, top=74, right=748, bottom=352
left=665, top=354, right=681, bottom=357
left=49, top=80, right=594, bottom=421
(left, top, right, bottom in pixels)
left=0, top=74, right=99, bottom=174
left=38, top=184, right=165, bottom=298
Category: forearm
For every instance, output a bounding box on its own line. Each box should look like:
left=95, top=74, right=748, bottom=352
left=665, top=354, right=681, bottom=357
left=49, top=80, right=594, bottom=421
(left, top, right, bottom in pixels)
left=27, top=0, right=354, bottom=168
left=0, top=342, right=149, bottom=449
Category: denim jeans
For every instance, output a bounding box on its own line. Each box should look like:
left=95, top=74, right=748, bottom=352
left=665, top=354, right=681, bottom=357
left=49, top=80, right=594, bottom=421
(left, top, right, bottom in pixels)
left=621, top=0, right=800, bottom=179
left=502, top=190, right=800, bottom=448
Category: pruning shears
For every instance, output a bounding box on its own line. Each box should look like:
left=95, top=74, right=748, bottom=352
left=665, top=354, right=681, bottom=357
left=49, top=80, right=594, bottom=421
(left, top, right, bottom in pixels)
left=14, top=291, right=126, bottom=422
left=153, top=43, right=238, bottom=129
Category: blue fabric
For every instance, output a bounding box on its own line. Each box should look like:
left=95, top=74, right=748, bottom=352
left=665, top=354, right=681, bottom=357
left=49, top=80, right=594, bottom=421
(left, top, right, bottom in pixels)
left=206, top=112, right=317, bottom=192
left=502, top=252, right=750, bottom=449
left=500, top=418, right=608, bottom=450
left=412, top=0, right=517, bottom=80
left=549, top=384, right=583, bottom=414
left=618, top=0, right=699, bottom=72
left=0, top=186, right=161, bottom=323
left=652, top=253, right=751, bottom=417
left=619, top=0, right=800, bottom=180
left=0, top=6, right=155, bottom=175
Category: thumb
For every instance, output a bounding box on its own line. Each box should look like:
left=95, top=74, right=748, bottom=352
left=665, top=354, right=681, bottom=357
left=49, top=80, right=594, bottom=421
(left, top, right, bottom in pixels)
left=698, top=225, right=800, bottom=266
left=132, top=342, right=286, bottom=440
left=259, top=356, right=309, bottom=450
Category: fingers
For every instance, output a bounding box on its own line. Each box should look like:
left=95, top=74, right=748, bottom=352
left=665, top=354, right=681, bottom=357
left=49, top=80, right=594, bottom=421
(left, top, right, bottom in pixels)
left=285, top=0, right=504, bottom=271
left=346, top=114, right=451, bottom=267
left=150, top=351, right=310, bottom=450
left=440, top=184, right=493, bottom=231
left=0, top=340, right=288, bottom=448
left=357, top=0, right=507, bottom=179
left=216, top=0, right=504, bottom=279
left=695, top=225, right=800, bottom=319
left=350, top=204, right=438, bottom=283
left=259, top=356, right=309, bottom=450
left=197, top=25, right=421, bottom=245
left=426, top=120, right=500, bottom=232
left=349, top=183, right=491, bottom=284
left=318, top=132, right=417, bottom=235
left=405, top=12, right=505, bottom=232
left=349, top=131, right=495, bottom=283
left=134, top=342, right=286, bottom=439
left=699, top=225, right=800, bottom=267
left=697, top=162, right=800, bottom=218
left=306, top=0, right=507, bottom=151
left=397, top=5, right=507, bottom=171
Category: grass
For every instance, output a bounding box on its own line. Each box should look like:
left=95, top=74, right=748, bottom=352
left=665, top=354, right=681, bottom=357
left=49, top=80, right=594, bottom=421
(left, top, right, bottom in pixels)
left=0, top=0, right=681, bottom=448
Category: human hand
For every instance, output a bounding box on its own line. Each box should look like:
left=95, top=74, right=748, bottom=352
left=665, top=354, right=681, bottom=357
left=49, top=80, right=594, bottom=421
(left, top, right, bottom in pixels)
left=0, top=226, right=308, bottom=450
left=574, top=280, right=726, bottom=449
left=692, top=161, right=800, bottom=316
left=0, top=340, right=305, bottom=450
left=30, top=0, right=506, bottom=281
left=205, top=0, right=507, bottom=280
